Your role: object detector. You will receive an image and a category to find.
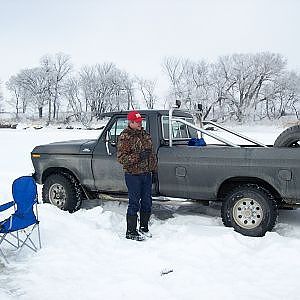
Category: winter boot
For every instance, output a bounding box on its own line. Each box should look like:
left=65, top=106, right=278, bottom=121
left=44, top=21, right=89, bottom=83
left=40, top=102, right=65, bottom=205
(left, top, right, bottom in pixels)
left=139, top=212, right=152, bottom=238
left=126, top=215, right=145, bottom=241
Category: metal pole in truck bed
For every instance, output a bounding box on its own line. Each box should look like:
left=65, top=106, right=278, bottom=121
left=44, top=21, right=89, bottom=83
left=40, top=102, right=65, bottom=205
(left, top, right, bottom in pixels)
left=168, top=104, right=177, bottom=147
left=169, top=101, right=268, bottom=147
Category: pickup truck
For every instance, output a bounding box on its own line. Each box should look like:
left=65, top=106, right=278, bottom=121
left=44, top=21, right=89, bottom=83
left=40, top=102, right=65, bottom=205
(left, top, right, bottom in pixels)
left=31, top=104, right=300, bottom=237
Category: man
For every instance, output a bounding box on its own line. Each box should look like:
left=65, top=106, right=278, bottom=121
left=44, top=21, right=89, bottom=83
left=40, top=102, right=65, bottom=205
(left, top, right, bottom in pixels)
left=117, top=110, right=157, bottom=241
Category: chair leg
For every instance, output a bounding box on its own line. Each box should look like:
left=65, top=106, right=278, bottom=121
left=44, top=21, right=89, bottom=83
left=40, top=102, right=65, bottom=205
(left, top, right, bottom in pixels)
left=17, top=230, right=20, bottom=248
left=0, top=234, right=6, bottom=244
left=18, top=228, right=38, bottom=252
left=26, top=236, right=38, bottom=251
left=37, top=224, right=42, bottom=249
left=35, top=205, right=42, bottom=249
left=9, top=227, right=38, bottom=252
left=1, top=233, right=19, bottom=249
left=0, top=247, right=9, bottom=264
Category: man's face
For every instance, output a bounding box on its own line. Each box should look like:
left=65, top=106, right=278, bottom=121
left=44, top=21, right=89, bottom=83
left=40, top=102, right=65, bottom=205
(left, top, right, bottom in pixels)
left=129, top=120, right=142, bottom=130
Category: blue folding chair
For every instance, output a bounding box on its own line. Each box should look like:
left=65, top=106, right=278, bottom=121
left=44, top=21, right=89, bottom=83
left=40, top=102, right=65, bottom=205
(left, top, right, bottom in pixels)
left=0, top=176, right=41, bottom=263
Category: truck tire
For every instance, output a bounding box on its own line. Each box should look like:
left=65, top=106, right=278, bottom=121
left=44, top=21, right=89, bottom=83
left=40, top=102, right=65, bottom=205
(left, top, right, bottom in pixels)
left=221, top=201, right=232, bottom=227
left=222, top=184, right=278, bottom=237
left=42, top=173, right=83, bottom=213
left=274, top=125, right=300, bottom=147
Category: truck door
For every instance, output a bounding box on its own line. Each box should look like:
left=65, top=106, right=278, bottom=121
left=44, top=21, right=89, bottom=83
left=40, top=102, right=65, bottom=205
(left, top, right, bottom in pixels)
left=92, top=117, right=127, bottom=192
left=92, top=116, right=147, bottom=192
left=158, top=116, right=198, bottom=199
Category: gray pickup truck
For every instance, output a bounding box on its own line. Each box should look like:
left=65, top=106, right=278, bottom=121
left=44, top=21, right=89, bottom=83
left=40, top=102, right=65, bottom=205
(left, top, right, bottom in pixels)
left=31, top=104, right=300, bottom=237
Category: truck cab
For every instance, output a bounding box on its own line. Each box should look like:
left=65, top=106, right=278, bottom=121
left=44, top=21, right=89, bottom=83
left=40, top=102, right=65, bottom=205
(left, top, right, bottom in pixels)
left=90, top=110, right=196, bottom=194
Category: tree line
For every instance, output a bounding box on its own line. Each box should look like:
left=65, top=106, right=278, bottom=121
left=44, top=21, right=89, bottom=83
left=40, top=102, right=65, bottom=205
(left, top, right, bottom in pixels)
left=1, top=52, right=300, bottom=125
left=162, top=53, right=300, bottom=122
left=3, top=53, right=158, bottom=125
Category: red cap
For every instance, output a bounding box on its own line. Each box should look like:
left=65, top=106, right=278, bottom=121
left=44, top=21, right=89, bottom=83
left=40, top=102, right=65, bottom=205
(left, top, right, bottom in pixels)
left=127, top=111, right=143, bottom=122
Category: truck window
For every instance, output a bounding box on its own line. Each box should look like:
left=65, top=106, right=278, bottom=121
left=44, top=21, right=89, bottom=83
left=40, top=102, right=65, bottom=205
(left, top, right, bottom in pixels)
left=108, top=117, right=147, bottom=144
left=161, top=116, right=198, bottom=140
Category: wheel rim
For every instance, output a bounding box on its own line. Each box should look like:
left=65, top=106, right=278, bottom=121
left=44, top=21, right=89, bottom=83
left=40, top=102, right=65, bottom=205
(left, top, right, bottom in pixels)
left=49, top=183, right=67, bottom=208
left=232, top=197, right=263, bottom=229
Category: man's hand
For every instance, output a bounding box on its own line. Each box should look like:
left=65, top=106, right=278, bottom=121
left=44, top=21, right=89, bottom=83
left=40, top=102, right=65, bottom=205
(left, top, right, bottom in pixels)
left=139, top=149, right=151, bottom=161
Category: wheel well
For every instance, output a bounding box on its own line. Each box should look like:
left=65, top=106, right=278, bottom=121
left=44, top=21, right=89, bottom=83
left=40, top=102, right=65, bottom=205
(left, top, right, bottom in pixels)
left=217, top=177, right=281, bottom=202
left=42, top=167, right=79, bottom=184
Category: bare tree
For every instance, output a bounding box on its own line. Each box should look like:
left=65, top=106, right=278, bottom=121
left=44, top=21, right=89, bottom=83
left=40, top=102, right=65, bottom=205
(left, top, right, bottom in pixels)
left=40, top=53, right=72, bottom=123
left=162, top=57, right=188, bottom=104
left=120, top=71, right=135, bottom=110
left=16, top=68, right=49, bottom=119
left=260, top=71, right=300, bottom=119
left=79, top=65, right=98, bottom=116
left=136, top=77, right=157, bottom=109
left=6, top=75, right=31, bottom=117
left=163, top=53, right=299, bottom=122
left=79, top=63, right=136, bottom=120
left=6, top=53, right=72, bottom=122
left=183, top=60, right=212, bottom=112
left=63, top=77, right=83, bottom=122
left=216, top=53, right=288, bottom=121
left=6, top=54, right=153, bottom=122
left=0, top=80, right=3, bottom=113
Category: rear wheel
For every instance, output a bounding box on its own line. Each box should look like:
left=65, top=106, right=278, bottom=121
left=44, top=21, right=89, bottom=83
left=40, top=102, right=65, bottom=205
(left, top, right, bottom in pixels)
left=222, top=184, right=278, bottom=236
left=221, top=200, right=232, bottom=227
left=274, top=125, right=300, bottom=147
left=42, top=173, right=83, bottom=212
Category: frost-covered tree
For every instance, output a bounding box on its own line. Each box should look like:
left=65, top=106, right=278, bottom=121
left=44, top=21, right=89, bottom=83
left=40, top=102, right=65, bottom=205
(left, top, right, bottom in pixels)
left=7, top=68, right=47, bottom=119
left=162, top=57, right=187, bottom=103
left=0, top=80, right=4, bottom=113
left=214, top=53, right=287, bottom=121
left=7, top=53, right=72, bottom=122
left=136, top=77, right=157, bottom=109
left=40, top=53, right=72, bottom=123
left=14, top=68, right=49, bottom=119
left=121, top=71, right=135, bottom=110
left=259, top=71, right=300, bottom=120
left=63, top=77, right=83, bottom=122
left=65, top=63, right=136, bottom=123
left=163, top=53, right=300, bottom=122
left=6, top=75, right=31, bottom=117
left=182, top=60, right=214, bottom=116
left=79, top=63, right=119, bottom=118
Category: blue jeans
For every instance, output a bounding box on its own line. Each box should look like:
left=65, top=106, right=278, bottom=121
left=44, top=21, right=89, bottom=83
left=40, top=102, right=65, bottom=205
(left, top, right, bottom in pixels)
left=125, top=172, right=152, bottom=216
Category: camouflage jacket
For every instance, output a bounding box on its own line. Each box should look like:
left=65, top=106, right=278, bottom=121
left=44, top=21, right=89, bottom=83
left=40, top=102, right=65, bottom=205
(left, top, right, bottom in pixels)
left=117, top=126, right=158, bottom=174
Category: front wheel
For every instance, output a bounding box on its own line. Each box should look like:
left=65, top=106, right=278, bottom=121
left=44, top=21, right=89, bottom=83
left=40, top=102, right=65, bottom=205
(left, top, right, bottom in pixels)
left=42, top=173, right=83, bottom=212
left=222, top=184, right=278, bottom=237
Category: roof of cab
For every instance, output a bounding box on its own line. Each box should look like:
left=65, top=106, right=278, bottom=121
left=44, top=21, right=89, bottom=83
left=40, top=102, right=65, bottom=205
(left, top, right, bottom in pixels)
left=98, top=109, right=193, bottom=119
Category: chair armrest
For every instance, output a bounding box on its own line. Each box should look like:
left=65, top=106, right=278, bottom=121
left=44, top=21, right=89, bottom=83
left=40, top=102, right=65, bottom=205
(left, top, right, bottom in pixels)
left=0, top=201, right=14, bottom=212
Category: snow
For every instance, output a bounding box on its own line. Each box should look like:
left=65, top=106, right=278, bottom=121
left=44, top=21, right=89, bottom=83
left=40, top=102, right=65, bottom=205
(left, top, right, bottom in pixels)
left=1, top=124, right=300, bottom=300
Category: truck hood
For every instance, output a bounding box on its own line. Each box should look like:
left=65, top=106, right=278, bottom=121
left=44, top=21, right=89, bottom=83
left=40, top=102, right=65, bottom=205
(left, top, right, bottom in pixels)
left=31, top=139, right=98, bottom=155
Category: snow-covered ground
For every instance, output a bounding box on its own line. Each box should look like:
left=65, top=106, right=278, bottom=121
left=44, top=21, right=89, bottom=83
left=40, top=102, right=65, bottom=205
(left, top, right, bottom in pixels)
left=1, top=124, right=300, bottom=300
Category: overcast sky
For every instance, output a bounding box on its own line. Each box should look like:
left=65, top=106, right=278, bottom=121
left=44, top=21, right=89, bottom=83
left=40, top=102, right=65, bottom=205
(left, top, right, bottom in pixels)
left=1, top=0, right=300, bottom=97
